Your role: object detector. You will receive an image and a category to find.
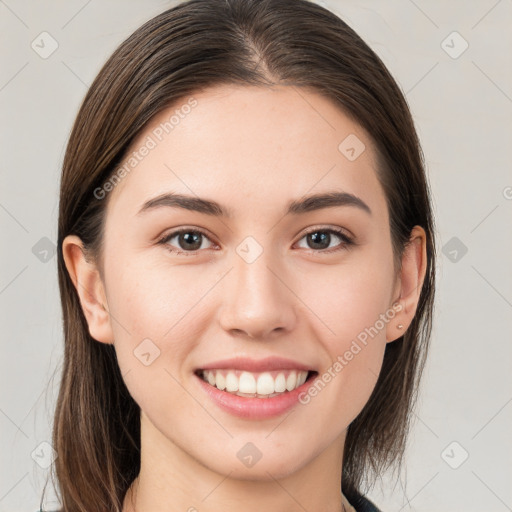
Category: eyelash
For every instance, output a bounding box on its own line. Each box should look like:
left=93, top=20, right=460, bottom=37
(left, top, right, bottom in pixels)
left=157, top=226, right=355, bottom=256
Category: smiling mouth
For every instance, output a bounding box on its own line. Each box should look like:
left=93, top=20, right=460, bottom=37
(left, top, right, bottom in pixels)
left=195, top=369, right=318, bottom=398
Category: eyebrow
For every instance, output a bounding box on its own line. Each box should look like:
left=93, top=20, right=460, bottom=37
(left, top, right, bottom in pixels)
left=137, top=191, right=372, bottom=218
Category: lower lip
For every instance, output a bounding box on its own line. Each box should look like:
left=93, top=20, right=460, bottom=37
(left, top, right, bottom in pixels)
left=195, top=373, right=316, bottom=419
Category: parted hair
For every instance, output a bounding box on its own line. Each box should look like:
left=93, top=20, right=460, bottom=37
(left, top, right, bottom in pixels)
left=44, top=1, right=436, bottom=510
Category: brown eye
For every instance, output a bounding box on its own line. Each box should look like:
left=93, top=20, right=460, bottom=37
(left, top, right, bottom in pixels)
left=159, top=229, right=214, bottom=254
left=296, top=228, right=354, bottom=253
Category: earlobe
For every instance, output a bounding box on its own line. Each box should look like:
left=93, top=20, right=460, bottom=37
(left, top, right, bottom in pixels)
left=386, top=226, right=428, bottom=343
left=62, top=235, right=113, bottom=344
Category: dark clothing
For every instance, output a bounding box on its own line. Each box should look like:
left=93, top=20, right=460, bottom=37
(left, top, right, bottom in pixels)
left=350, top=492, right=382, bottom=512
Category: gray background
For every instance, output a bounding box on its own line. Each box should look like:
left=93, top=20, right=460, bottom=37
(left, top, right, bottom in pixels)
left=1, top=1, right=511, bottom=511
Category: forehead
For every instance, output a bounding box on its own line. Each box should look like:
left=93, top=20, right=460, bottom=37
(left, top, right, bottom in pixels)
left=106, top=84, right=386, bottom=220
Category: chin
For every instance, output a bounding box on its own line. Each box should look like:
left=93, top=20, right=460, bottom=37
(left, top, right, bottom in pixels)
left=205, top=444, right=312, bottom=482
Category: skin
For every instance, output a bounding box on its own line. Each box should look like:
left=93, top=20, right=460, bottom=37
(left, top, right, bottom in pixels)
left=63, top=84, right=427, bottom=512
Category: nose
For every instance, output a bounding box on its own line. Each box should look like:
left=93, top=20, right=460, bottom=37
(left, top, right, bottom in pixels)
left=217, top=247, right=297, bottom=340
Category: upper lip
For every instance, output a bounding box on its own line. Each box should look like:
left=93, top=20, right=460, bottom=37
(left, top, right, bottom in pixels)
left=198, top=356, right=315, bottom=373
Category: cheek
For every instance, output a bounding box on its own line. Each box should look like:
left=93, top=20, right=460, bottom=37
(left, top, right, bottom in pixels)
left=302, top=250, right=395, bottom=346
left=108, top=251, right=200, bottom=333
left=297, top=252, right=394, bottom=415
left=104, top=257, right=213, bottom=421
left=104, top=253, right=222, bottom=372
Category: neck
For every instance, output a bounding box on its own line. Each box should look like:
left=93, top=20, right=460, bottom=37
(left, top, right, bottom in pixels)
left=122, top=414, right=348, bottom=512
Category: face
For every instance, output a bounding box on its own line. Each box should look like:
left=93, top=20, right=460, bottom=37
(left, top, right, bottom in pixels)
left=84, top=85, right=404, bottom=479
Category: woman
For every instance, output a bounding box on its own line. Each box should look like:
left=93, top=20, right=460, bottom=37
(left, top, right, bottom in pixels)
left=42, top=0, right=436, bottom=510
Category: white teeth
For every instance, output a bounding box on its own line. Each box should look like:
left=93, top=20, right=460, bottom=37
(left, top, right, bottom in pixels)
left=225, top=372, right=238, bottom=392
left=274, top=373, right=286, bottom=392
left=239, top=372, right=256, bottom=393
left=201, top=369, right=309, bottom=397
left=286, top=372, right=297, bottom=391
left=256, top=372, right=274, bottom=395
left=297, top=371, right=307, bottom=386
left=215, top=372, right=226, bottom=390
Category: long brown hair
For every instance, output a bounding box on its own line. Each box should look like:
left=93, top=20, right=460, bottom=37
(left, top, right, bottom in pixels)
left=44, top=0, right=436, bottom=510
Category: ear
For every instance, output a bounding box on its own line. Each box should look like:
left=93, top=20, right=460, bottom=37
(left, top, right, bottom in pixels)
left=386, top=226, right=428, bottom=343
left=62, top=235, right=113, bottom=344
